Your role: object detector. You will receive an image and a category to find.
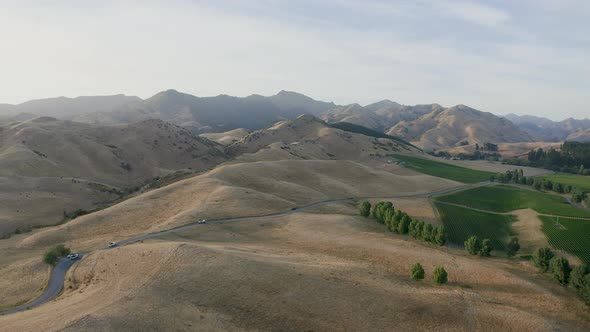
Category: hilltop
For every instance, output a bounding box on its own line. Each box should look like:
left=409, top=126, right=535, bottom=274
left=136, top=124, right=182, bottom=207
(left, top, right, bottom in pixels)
left=387, top=105, right=532, bottom=150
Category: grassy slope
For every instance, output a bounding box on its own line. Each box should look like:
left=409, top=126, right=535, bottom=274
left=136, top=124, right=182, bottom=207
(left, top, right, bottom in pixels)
left=435, top=185, right=590, bottom=218
left=434, top=202, right=516, bottom=251
left=540, top=216, right=590, bottom=264
left=392, top=154, right=493, bottom=183
left=541, top=174, right=590, bottom=192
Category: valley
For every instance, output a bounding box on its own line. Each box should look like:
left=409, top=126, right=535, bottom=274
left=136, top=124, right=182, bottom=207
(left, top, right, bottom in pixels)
left=0, top=93, right=589, bottom=331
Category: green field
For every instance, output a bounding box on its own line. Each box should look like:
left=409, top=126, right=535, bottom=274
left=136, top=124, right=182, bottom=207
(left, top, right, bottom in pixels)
left=436, top=185, right=590, bottom=218
left=541, top=174, right=590, bottom=192
left=434, top=202, right=516, bottom=251
left=540, top=216, right=590, bottom=264
left=392, top=154, right=493, bottom=183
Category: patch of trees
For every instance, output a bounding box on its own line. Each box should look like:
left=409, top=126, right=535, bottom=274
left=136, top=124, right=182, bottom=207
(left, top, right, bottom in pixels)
left=360, top=201, right=446, bottom=246
left=43, top=244, right=71, bottom=266
left=532, top=247, right=590, bottom=305
left=506, top=142, right=590, bottom=174
left=410, top=262, right=448, bottom=285
left=490, top=168, right=588, bottom=204
left=475, top=143, right=498, bottom=152
left=464, top=235, right=494, bottom=257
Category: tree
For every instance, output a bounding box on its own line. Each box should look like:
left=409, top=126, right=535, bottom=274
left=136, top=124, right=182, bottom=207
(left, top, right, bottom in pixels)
left=411, top=262, right=425, bottom=280
left=552, top=182, right=564, bottom=194
left=415, top=220, right=424, bottom=239
left=422, top=223, right=433, bottom=242
left=43, top=250, right=59, bottom=266
left=479, top=238, right=493, bottom=257
left=533, top=178, right=543, bottom=190
left=570, top=264, right=589, bottom=291
left=42, top=244, right=71, bottom=266
left=398, top=214, right=411, bottom=234
left=434, top=225, right=446, bottom=246
left=506, top=237, right=520, bottom=257
left=549, top=257, right=571, bottom=285
left=359, top=201, right=371, bottom=217
left=572, top=188, right=588, bottom=203
left=433, top=266, right=448, bottom=284
left=408, top=219, right=418, bottom=238
left=384, top=208, right=395, bottom=232
left=532, top=247, right=554, bottom=272
left=464, top=236, right=481, bottom=255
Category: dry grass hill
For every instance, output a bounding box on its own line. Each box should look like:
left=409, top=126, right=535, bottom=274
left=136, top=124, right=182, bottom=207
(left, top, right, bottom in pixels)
left=226, top=114, right=415, bottom=162
left=200, top=128, right=250, bottom=145
left=321, top=101, right=438, bottom=132
left=0, top=117, right=227, bottom=235
left=567, top=128, right=590, bottom=142
left=388, top=105, right=532, bottom=150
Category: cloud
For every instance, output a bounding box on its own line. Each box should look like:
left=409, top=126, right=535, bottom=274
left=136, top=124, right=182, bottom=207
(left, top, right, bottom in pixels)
left=435, top=1, right=510, bottom=27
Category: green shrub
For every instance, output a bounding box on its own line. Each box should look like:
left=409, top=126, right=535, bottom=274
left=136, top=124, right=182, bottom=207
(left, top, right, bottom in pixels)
left=479, top=238, right=493, bottom=257
left=532, top=247, right=554, bottom=272
left=359, top=201, right=371, bottom=217
left=410, top=262, right=425, bottom=280
left=433, top=266, right=448, bottom=284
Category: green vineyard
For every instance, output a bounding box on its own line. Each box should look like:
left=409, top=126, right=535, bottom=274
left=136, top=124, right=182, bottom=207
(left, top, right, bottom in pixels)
left=436, top=185, right=590, bottom=218
left=434, top=202, right=516, bottom=251
left=391, top=154, right=494, bottom=183
left=540, top=216, right=590, bottom=264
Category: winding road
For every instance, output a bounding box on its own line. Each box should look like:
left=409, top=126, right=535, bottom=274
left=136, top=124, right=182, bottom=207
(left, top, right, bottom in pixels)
left=0, top=179, right=582, bottom=316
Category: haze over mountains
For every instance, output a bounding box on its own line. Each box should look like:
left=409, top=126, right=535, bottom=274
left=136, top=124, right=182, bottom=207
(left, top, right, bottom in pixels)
left=1, top=90, right=588, bottom=151
left=504, top=113, right=590, bottom=142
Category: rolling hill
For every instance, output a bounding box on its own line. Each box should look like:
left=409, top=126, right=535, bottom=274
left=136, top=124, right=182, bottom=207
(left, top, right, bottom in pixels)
left=0, top=117, right=228, bottom=235
left=388, top=105, right=532, bottom=150
left=225, top=114, right=418, bottom=161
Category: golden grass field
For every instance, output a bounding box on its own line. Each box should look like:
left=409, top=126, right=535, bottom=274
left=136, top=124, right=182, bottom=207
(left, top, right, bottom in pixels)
left=2, top=211, right=589, bottom=331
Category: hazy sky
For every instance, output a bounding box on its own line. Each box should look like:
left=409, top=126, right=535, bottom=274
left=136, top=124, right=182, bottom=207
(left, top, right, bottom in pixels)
left=1, top=0, right=588, bottom=120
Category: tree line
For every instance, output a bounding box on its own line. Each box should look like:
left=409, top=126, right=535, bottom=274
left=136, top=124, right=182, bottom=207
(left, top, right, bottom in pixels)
left=532, top=247, right=590, bottom=305
left=505, top=142, right=590, bottom=174
left=360, top=201, right=446, bottom=246
left=490, top=169, right=589, bottom=204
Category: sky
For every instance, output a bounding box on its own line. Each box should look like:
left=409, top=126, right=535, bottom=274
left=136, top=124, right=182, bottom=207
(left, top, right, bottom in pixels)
left=0, top=0, right=588, bottom=120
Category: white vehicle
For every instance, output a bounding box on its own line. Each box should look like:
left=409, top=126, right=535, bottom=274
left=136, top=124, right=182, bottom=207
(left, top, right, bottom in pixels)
left=66, top=254, right=75, bottom=259
left=198, top=219, right=207, bottom=224
left=108, top=242, right=117, bottom=248
left=68, top=253, right=79, bottom=260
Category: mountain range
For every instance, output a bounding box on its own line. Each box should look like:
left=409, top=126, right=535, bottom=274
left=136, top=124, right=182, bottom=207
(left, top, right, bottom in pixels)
left=503, top=113, right=590, bottom=142
left=1, top=90, right=589, bottom=150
